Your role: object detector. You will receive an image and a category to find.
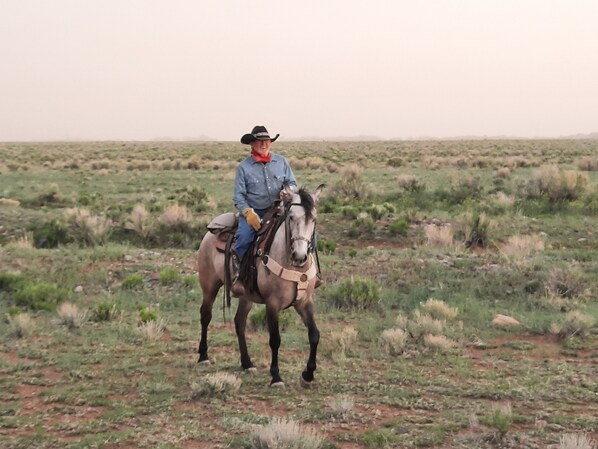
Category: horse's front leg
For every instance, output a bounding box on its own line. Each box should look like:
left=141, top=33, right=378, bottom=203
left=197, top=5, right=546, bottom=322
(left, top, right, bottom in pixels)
left=198, top=285, right=219, bottom=364
left=295, top=300, right=320, bottom=387
left=266, top=304, right=284, bottom=387
left=234, top=297, right=255, bottom=371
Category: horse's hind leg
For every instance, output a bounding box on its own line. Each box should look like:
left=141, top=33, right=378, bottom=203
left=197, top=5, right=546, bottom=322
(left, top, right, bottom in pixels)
left=295, top=301, right=320, bottom=387
left=234, top=298, right=255, bottom=371
left=198, top=283, right=220, bottom=364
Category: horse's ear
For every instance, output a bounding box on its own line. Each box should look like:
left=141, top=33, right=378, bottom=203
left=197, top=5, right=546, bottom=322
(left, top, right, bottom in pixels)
left=312, top=184, right=325, bottom=203
left=281, top=183, right=295, bottom=201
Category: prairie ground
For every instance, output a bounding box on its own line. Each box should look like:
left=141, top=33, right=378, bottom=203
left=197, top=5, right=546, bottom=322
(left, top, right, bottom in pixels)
left=1, top=140, right=597, bottom=448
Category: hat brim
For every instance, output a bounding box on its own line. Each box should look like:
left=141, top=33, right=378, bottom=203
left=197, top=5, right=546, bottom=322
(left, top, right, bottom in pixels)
left=241, top=133, right=279, bottom=144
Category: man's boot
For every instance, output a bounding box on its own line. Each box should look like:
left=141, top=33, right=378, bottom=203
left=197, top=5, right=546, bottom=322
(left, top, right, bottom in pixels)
left=230, top=251, right=245, bottom=297
left=315, top=274, right=323, bottom=289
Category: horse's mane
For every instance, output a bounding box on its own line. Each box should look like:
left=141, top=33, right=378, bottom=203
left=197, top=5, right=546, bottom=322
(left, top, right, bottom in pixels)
left=297, top=187, right=315, bottom=221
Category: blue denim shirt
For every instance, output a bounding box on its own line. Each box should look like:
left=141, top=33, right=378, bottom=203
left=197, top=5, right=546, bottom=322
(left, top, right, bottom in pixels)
left=233, top=153, right=297, bottom=213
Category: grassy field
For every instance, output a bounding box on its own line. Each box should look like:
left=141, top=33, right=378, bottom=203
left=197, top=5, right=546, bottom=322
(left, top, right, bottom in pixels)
left=1, top=140, right=597, bottom=448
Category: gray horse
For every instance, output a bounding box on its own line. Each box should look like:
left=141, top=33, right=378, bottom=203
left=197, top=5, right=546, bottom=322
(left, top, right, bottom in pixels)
left=196, top=184, right=324, bottom=387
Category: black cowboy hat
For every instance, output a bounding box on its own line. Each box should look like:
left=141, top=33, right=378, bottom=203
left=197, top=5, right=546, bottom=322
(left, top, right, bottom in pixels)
left=240, top=125, right=280, bottom=144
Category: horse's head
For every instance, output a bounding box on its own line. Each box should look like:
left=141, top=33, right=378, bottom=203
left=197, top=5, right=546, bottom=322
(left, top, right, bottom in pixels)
left=282, top=184, right=324, bottom=267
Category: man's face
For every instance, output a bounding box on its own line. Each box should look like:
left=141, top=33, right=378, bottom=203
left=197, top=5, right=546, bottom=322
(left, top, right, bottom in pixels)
left=251, top=139, right=271, bottom=157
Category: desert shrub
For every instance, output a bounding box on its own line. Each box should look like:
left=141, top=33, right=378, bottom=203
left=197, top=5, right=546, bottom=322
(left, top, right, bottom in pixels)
left=552, top=311, right=596, bottom=339
left=577, top=156, right=598, bottom=171
left=36, top=183, right=64, bottom=206
left=397, top=174, right=425, bottom=192
left=177, top=186, right=208, bottom=212
left=327, top=276, right=380, bottom=310
left=406, top=310, right=445, bottom=341
left=423, top=334, right=457, bottom=353
left=340, top=205, right=360, bottom=219
left=389, top=217, right=409, bottom=236
left=186, top=156, right=201, bottom=170
left=481, top=402, right=512, bottom=439
left=521, top=166, right=589, bottom=203
left=31, top=219, right=71, bottom=248
left=249, top=307, right=292, bottom=331
left=125, top=204, right=151, bottom=241
left=57, top=303, right=87, bottom=329
left=7, top=313, right=34, bottom=338
left=0, top=198, right=20, bottom=207
left=328, top=395, right=355, bottom=418
left=459, top=212, right=496, bottom=249
left=64, top=208, right=112, bottom=246
left=387, top=156, right=404, bottom=167
left=159, top=204, right=192, bottom=230
left=559, top=432, right=596, bottom=449
left=122, top=273, right=144, bottom=290
left=435, top=175, right=482, bottom=205
left=316, top=239, right=336, bottom=254
left=495, top=167, right=511, bottom=179
left=159, top=267, right=181, bottom=285
left=380, top=328, right=407, bottom=356
left=92, top=302, right=120, bottom=322
left=329, top=164, right=372, bottom=202
left=424, top=224, right=453, bottom=248
left=501, top=234, right=545, bottom=257
left=367, top=204, right=390, bottom=220
left=348, top=213, right=374, bottom=237
left=544, top=266, right=585, bottom=298
left=494, top=191, right=515, bottom=207
left=328, top=326, right=358, bottom=360
left=247, top=417, right=322, bottom=449
left=421, top=298, right=458, bottom=320
left=154, top=204, right=200, bottom=247
left=583, top=188, right=598, bottom=214
left=191, top=372, right=241, bottom=399
left=15, top=282, right=67, bottom=311
left=138, top=319, right=165, bottom=341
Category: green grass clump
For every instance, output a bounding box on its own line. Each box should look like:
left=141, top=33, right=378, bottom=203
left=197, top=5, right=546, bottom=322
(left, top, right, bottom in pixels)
left=92, top=302, right=120, bottom=322
left=0, top=272, right=30, bottom=293
left=14, top=281, right=67, bottom=311
left=326, top=276, right=380, bottom=310
left=389, top=218, right=409, bottom=236
left=122, top=273, right=144, bottom=290
left=139, top=306, right=159, bottom=323
left=159, top=267, right=181, bottom=285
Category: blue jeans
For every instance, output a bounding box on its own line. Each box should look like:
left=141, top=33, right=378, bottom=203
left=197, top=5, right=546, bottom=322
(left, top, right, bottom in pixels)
left=234, top=207, right=269, bottom=260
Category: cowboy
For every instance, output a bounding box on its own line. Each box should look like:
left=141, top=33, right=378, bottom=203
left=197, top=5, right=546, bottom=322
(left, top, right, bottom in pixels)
left=231, top=125, right=297, bottom=296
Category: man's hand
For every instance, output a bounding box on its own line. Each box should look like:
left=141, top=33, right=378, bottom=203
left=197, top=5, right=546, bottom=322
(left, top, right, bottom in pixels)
left=242, top=208, right=261, bottom=231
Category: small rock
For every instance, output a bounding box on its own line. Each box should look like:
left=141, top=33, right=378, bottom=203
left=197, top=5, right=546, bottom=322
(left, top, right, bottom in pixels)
left=74, top=286, right=83, bottom=293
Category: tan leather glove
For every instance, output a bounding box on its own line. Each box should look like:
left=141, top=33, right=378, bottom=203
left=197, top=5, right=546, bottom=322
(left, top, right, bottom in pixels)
left=242, top=208, right=261, bottom=231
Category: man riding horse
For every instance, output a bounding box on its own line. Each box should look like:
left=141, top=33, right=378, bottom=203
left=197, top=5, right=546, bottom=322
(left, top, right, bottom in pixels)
left=232, top=125, right=321, bottom=296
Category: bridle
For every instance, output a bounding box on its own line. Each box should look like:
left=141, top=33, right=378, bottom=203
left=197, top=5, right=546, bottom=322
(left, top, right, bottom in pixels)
left=284, top=201, right=315, bottom=254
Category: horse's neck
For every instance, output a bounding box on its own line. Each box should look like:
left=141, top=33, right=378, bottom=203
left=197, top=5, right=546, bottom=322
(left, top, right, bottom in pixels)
left=268, top=223, right=289, bottom=265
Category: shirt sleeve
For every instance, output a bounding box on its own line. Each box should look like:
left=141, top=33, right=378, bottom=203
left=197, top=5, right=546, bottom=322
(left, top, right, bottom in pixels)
left=284, top=157, right=297, bottom=187
left=233, top=164, right=249, bottom=213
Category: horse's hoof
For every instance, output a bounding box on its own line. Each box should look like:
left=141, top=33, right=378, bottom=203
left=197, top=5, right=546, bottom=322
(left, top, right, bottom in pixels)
left=270, top=381, right=285, bottom=388
left=244, top=367, right=257, bottom=374
left=198, top=359, right=211, bottom=366
left=300, top=376, right=316, bottom=389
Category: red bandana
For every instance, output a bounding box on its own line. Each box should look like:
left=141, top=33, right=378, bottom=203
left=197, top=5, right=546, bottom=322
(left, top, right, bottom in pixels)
left=251, top=150, right=271, bottom=163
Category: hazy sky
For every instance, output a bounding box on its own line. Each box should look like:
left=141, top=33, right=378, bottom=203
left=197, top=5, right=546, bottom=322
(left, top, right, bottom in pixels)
left=1, top=1, right=597, bottom=141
